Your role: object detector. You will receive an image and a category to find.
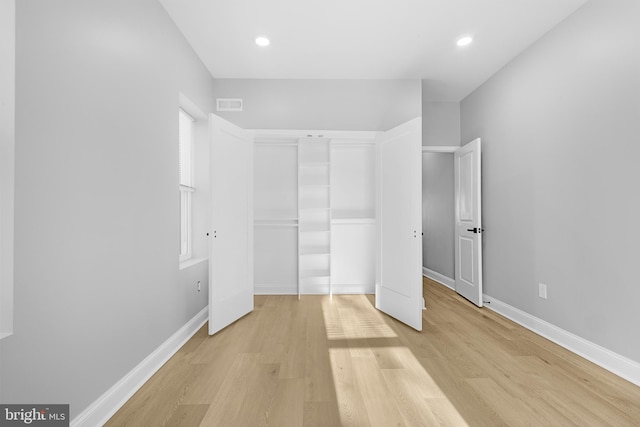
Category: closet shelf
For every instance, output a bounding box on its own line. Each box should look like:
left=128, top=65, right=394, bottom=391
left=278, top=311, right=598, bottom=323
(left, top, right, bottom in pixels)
left=255, top=222, right=299, bottom=228
left=331, top=218, right=375, bottom=225
left=298, top=139, right=332, bottom=297
left=299, top=269, right=331, bottom=279
left=300, top=247, right=330, bottom=255
left=254, top=217, right=298, bottom=222
left=331, top=210, right=375, bottom=220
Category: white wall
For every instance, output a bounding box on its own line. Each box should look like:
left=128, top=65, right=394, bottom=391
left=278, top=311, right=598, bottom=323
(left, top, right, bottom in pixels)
left=461, top=0, right=640, bottom=363
left=0, top=0, right=213, bottom=417
left=213, top=79, right=421, bottom=131
left=0, top=0, right=15, bottom=338
left=422, top=153, right=454, bottom=279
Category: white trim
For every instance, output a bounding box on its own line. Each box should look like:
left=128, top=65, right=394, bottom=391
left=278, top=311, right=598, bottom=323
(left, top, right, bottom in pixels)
left=179, top=257, right=208, bottom=270
left=303, top=284, right=375, bottom=295
left=254, top=284, right=298, bottom=295
left=331, top=284, right=375, bottom=294
left=254, top=284, right=375, bottom=295
left=483, top=294, right=640, bottom=388
left=70, top=306, right=209, bottom=427
left=250, top=129, right=381, bottom=140
left=422, top=267, right=455, bottom=290
left=179, top=93, right=206, bottom=121
left=253, top=140, right=299, bottom=146
left=421, top=145, right=458, bottom=153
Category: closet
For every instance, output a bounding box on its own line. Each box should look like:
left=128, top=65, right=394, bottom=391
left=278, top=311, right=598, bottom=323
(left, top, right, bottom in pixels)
left=209, top=115, right=423, bottom=334
left=253, top=131, right=377, bottom=297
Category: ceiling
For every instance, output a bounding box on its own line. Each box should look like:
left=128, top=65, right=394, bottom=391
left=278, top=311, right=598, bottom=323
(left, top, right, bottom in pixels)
left=159, top=0, right=587, bottom=101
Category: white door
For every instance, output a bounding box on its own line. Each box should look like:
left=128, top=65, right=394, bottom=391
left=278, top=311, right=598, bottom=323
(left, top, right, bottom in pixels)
left=376, top=117, right=423, bottom=331
left=454, top=138, right=483, bottom=306
left=209, top=114, right=254, bottom=335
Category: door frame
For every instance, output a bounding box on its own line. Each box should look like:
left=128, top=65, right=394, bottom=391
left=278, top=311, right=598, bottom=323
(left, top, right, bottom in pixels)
left=453, top=138, right=483, bottom=306
left=420, top=144, right=484, bottom=306
left=421, top=146, right=459, bottom=154
left=420, top=145, right=459, bottom=290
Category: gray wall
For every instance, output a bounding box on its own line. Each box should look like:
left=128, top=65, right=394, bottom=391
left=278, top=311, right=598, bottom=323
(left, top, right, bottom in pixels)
left=0, top=0, right=211, bottom=417
left=421, top=84, right=459, bottom=281
left=461, top=0, right=640, bottom=363
left=422, top=153, right=455, bottom=279
left=422, top=80, right=460, bottom=146
left=213, top=79, right=421, bottom=131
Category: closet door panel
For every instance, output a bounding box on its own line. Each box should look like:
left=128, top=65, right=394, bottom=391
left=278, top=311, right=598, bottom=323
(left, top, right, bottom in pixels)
left=209, top=114, right=253, bottom=335
left=376, top=117, right=423, bottom=331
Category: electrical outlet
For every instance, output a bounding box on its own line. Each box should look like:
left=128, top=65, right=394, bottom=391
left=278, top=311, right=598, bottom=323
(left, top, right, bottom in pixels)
left=197, top=281, right=201, bottom=292
left=539, top=283, right=547, bottom=299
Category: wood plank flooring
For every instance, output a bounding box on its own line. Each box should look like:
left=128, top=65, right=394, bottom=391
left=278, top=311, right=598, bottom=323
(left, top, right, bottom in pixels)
left=105, top=278, right=640, bottom=426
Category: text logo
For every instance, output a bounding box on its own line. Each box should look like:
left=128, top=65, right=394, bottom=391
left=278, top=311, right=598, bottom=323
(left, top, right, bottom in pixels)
left=1, top=405, right=69, bottom=426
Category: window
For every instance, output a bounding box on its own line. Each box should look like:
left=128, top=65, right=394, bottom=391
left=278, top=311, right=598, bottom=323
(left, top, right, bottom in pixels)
left=179, top=109, right=195, bottom=262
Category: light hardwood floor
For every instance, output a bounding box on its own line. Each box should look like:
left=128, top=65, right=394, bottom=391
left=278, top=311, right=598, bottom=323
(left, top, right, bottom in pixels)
left=106, top=278, right=640, bottom=426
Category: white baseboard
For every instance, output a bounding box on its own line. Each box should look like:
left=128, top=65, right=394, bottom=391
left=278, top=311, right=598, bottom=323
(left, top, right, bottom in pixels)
left=483, top=294, right=640, bottom=388
left=302, top=284, right=374, bottom=295
left=71, top=306, right=209, bottom=427
left=332, top=284, right=375, bottom=294
left=254, top=284, right=297, bottom=295
left=422, top=267, right=455, bottom=290
left=255, top=284, right=374, bottom=295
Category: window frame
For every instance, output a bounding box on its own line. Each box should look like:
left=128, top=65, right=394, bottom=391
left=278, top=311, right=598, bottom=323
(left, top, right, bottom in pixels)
left=179, top=108, right=195, bottom=263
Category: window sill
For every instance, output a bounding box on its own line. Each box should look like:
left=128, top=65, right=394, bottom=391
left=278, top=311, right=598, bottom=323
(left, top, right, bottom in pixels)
left=179, top=257, right=208, bottom=270
left=1, top=332, right=13, bottom=341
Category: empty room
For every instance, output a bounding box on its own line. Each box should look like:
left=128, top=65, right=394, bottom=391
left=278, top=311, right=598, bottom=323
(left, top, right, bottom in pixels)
left=1, top=0, right=639, bottom=426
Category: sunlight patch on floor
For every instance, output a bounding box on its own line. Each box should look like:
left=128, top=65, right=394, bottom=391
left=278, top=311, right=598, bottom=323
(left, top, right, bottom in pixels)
left=321, top=296, right=397, bottom=339
left=320, top=294, right=470, bottom=426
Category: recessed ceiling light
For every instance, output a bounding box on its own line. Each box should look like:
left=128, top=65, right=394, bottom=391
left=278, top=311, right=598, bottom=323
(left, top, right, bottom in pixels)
left=456, top=36, right=473, bottom=47
left=255, top=36, right=270, bottom=47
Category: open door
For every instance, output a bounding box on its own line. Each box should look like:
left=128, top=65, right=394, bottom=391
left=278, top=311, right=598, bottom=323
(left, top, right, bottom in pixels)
left=376, top=117, right=423, bottom=331
left=454, top=138, right=483, bottom=307
left=209, top=114, right=254, bottom=335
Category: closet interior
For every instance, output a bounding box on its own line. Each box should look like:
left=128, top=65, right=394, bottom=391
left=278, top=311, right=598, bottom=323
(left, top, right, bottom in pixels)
left=253, top=132, right=377, bottom=297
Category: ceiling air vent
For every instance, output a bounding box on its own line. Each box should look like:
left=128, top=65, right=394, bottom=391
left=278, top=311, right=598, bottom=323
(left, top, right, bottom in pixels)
left=216, top=98, right=243, bottom=112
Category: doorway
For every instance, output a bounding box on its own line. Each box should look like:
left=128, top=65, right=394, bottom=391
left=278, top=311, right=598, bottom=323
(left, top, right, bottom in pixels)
left=421, top=142, right=484, bottom=307
left=421, top=148, right=456, bottom=289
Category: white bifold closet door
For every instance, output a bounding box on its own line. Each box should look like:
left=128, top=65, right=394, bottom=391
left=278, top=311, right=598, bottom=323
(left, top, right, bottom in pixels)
left=376, top=117, right=423, bottom=331
left=208, top=114, right=254, bottom=335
